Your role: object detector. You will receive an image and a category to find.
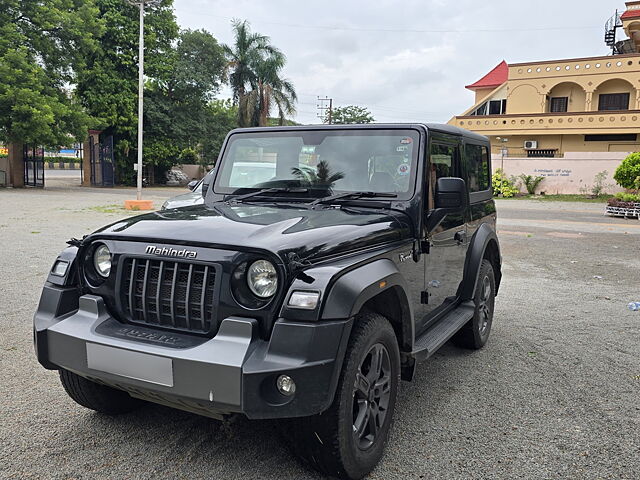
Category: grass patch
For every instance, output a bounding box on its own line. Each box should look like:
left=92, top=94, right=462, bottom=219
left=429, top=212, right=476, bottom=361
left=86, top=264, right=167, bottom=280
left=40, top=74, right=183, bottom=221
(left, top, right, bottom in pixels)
left=84, top=204, right=128, bottom=214
left=498, top=194, right=613, bottom=203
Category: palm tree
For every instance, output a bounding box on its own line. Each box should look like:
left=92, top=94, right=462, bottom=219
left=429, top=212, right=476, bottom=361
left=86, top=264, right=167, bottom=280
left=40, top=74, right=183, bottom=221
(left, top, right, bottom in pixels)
left=223, top=20, right=296, bottom=127
left=292, top=160, right=344, bottom=190
left=254, top=56, right=297, bottom=126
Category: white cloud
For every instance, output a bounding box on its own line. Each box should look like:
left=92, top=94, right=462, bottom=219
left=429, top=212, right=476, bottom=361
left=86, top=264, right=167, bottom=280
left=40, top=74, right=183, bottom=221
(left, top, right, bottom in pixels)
left=174, top=0, right=621, bottom=124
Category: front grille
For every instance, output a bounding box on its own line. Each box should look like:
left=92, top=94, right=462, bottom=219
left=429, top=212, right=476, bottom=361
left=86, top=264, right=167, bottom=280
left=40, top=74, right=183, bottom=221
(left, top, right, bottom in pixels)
left=121, top=258, right=217, bottom=333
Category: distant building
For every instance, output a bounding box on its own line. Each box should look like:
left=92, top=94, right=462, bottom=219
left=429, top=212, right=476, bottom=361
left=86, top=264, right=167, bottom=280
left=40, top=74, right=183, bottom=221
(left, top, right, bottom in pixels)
left=449, top=1, right=640, bottom=157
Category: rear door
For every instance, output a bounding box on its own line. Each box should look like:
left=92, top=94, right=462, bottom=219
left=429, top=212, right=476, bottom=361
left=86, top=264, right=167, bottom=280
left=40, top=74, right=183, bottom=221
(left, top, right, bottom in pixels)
left=421, top=136, right=469, bottom=329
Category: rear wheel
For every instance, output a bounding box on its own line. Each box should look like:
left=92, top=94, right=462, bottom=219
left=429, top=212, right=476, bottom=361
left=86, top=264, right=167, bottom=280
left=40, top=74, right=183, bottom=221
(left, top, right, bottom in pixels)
left=59, top=369, right=144, bottom=415
left=288, top=312, right=400, bottom=479
left=453, top=259, right=496, bottom=349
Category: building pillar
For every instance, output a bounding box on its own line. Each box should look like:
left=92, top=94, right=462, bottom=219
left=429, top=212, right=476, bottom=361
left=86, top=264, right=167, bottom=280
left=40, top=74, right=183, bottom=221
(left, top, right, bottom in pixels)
left=82, top=130, right=102, bottom=187
left=585, top=91, right=594, bottom=111
left=635, top=89, right=640, bottom=110
left=7, top=142, right=24, bottom=188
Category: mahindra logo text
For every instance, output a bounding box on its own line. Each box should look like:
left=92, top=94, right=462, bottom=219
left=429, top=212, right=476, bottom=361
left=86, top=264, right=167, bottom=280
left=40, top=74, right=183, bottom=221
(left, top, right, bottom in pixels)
left=145, top=246, right=197, bottom=258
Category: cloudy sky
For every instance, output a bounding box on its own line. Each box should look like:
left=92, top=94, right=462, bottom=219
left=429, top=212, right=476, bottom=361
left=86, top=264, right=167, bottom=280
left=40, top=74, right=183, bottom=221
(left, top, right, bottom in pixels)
left=174, top=0, right=625, bottom=124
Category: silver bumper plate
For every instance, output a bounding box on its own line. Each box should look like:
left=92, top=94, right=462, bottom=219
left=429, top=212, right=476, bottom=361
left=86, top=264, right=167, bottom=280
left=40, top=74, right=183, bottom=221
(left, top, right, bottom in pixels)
left=86, top=343, right=174, bottom=387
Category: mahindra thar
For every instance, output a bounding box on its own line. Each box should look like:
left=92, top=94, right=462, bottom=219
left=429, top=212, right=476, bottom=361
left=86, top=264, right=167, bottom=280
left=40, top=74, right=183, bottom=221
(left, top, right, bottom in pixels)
left=34, top=124, right=501, bottom=479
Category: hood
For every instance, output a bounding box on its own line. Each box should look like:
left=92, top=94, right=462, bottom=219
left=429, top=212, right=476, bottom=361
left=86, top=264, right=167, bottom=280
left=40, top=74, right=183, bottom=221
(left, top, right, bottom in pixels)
left=161, top=191, right=204, bottom=210
left=92, top=203, right=412, bottom=264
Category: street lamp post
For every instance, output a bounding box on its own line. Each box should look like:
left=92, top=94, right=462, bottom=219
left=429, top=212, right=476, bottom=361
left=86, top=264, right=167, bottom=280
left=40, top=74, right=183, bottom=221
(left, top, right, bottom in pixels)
left=124, top=0, right=159, bottom=210
left=497, top=137, right=509, bottom=170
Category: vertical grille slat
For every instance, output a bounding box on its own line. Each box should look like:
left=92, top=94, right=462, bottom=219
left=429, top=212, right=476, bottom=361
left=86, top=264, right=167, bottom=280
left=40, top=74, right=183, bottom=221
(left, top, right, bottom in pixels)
left=141, top=259, right=150, bottom=323
left=199, top=265, right=209, bottom=331
left=121, top=257, right=216, bottom=334
left=185, top=264, right=194, bottom=329
left=155, top=260, right=164, bottom=322
left=170, top=263, right=178, bottom=328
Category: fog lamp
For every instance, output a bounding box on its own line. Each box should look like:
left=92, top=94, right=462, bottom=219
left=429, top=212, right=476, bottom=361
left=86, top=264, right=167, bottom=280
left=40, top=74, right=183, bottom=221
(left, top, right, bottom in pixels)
left=288, top=291, right=320, bottom=309
left=51, top=260, right=69, bottom=277
left=276, top=375, right=296, bottom=396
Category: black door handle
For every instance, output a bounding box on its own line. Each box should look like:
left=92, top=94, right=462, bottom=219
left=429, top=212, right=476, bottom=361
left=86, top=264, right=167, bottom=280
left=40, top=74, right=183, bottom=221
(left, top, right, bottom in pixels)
left=454, top=230, right=466, bottom=244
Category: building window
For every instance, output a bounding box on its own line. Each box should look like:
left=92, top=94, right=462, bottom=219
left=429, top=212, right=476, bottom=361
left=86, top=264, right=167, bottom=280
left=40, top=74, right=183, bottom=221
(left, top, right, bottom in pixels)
left=471, top=102, right=487, bottom=116
left=598, top=93, right=630, bottom=111
left=464, top=144, right=490, bottom=192
left=488, top=99, right=507, bottom=115
left=549, top=97, right=568, bottom=112
left=471, top=99, right=506, bottom=116
left=584, top=134, right=637, bottom=142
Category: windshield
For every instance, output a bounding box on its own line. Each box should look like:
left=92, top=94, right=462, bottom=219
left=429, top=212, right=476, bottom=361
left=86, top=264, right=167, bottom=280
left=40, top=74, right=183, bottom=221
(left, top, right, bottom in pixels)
left=213, top=129, right=421, bottom=200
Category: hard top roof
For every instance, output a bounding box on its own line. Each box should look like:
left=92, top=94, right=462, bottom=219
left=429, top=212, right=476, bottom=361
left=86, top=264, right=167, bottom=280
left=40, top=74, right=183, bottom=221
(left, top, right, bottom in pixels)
left=230, top=123, right=489, bottom=143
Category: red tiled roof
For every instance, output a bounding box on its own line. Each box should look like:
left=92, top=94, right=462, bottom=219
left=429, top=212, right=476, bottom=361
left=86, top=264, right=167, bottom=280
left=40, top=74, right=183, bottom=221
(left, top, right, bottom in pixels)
left=621, top=9, right=640, bottom=19
left=465, top=60, right=508, bottom=90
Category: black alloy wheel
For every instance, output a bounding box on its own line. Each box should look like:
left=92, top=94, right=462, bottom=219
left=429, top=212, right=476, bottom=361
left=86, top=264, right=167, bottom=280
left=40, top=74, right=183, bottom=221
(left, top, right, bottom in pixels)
left=352, top=343, right=392, bottom=450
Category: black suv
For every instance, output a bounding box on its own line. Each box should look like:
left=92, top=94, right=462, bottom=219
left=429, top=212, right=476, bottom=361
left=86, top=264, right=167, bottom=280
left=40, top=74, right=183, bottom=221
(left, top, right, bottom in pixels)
left=34, top=124, right=501, bottom=480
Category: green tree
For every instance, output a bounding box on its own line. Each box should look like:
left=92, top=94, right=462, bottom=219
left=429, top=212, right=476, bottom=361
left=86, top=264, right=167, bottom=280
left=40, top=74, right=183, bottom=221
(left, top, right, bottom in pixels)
left=329, top=105, right=375, bottom=124
left=0, top=0, right=102, bottom=145
left=144, top=29, right=226, bottom=176
left=614, top=152, right=640, bottom=191
left=76, top=0, right=178, bottom=184
left=247, top=55, right=297, bottom=127
left=224, top=20, right=296, bottom=127
left=201, top=99, right=238, bottom=164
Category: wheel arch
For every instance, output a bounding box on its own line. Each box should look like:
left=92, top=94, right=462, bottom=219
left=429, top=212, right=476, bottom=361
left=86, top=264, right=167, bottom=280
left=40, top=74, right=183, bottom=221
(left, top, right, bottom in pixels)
left=459, top=223, right=502, bottom=300
left=321, top=258, right=414, bottom=353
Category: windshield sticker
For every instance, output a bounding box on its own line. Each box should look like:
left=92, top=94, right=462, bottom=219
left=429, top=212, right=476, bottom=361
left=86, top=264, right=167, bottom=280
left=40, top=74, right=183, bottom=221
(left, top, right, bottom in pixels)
left=397, top=164, right=410, bottom=176
left=400, top=137, right=412, bottom=144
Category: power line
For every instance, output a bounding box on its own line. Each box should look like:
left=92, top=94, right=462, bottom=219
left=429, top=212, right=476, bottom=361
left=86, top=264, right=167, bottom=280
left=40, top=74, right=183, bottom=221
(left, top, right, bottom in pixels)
left=177, top=10, right=599, bottom=34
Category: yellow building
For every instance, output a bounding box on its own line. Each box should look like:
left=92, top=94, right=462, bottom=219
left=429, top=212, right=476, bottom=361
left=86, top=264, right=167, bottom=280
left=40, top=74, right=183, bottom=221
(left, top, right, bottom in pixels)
left=449, top=1, right=640, bottom=157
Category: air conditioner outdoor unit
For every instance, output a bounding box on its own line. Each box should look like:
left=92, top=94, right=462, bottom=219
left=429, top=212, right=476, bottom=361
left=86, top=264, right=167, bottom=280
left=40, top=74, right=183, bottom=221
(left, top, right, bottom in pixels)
left=524, top=140, right=538, bottom=150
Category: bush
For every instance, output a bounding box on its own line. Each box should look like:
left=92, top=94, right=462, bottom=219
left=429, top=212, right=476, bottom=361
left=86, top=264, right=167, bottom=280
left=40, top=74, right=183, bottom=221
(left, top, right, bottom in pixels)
left=178, top=147, right=199, bottom=165
left=518, top=174, right=544, bottom=194
left=613, top=152, right=640, bottom=190
left=492, top=169, right=520, bottom=198
left=579, top=170, right=613, bottom=196
left=614, top=192, right=640, bottom=202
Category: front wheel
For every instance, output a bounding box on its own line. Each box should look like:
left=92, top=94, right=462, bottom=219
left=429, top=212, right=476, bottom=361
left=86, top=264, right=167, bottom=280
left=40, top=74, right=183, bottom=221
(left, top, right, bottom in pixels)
left=288, top=312, right=400, bottom=479
left=453, top=258, right=496, bottom=349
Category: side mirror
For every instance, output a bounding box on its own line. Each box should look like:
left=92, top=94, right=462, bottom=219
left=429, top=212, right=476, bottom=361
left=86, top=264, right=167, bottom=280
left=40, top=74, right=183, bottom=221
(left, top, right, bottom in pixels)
left=426, top=177, right=467, bottom=232
left=187, top=180, right=198, bottom=191
left=434, top=177, right=467, bottom=211
left=201, top=174, right=211, bottom=199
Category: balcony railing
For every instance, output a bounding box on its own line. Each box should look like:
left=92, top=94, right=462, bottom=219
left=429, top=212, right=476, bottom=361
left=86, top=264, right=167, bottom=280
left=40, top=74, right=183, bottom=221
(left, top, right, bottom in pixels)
left=454, top=110, right=640, bottom=134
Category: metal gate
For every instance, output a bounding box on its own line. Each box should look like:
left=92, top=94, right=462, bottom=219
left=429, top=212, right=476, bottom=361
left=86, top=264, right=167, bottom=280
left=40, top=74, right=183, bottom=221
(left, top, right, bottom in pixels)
left=23, top=145, right=45, bottom=187
left=90, top=135, right=115, bottom=187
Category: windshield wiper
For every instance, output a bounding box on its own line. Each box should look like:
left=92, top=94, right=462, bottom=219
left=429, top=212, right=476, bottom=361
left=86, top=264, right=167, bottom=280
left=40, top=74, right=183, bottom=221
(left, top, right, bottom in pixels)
left=309, top=191, right=397, bottom=206
left=226, top=187, right=309, bottom=204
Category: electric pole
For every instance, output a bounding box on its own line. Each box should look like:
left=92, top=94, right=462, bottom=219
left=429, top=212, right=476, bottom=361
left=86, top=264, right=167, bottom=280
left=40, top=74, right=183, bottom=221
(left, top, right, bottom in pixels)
left=317, top=96, right=333, bottom=124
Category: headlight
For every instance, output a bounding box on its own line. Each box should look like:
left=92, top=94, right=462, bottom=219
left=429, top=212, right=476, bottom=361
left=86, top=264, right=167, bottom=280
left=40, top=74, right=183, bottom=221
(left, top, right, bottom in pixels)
left=247, top=260, right=278, bottom=298
left=93, top=244, right=112, bottom=277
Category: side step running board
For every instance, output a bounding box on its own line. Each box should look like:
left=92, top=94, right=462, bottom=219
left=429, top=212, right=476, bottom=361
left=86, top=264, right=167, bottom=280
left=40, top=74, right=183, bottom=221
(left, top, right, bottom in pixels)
left=412, top=301, right=475, bottom=362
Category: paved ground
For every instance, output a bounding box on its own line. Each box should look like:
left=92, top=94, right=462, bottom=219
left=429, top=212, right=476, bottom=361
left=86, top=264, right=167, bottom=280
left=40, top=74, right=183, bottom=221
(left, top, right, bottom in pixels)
left=0, top=186, right=638, bottom=480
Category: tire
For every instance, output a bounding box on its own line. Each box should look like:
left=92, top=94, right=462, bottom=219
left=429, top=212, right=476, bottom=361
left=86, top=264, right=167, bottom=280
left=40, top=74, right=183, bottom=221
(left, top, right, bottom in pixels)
left=59, top=369, right=144, bottom=415
left=287, top=312, right=401, bottom=480
left=453, top=259, right=496, bottom=349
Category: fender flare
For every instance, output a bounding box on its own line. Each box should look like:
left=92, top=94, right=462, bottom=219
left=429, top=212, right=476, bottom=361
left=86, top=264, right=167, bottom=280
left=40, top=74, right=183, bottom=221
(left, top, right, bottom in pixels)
left=321, top=259, right=414, bottom=351
left=459, top=223, right=502, bottom=300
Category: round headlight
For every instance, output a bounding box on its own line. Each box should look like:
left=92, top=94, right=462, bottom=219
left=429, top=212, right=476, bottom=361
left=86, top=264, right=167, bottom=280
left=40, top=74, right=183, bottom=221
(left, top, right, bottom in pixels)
left=247, top=260, right=278, bottom=298
left=93, top=244, right=112, bottom=277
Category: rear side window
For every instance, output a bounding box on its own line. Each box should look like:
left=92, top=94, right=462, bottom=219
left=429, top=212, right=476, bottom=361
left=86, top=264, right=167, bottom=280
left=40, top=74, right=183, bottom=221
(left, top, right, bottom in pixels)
left=464, top=144, right=490, bottom=192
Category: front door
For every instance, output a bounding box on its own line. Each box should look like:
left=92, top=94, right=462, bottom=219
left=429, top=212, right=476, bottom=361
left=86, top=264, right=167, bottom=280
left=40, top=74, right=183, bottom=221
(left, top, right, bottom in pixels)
left=420, top=140, right=468, bottom=330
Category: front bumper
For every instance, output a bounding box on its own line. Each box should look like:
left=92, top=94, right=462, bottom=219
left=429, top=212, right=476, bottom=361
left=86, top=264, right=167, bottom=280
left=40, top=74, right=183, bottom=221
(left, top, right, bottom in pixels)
left=34, top=293, right=352, bottom=419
